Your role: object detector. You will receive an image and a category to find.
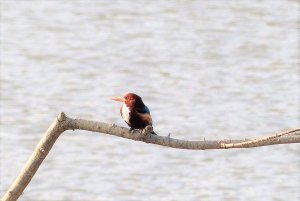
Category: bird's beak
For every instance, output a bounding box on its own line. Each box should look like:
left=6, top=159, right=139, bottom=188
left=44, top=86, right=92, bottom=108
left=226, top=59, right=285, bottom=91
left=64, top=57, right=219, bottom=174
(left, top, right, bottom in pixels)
left=111, top=96, right=125, bottom=102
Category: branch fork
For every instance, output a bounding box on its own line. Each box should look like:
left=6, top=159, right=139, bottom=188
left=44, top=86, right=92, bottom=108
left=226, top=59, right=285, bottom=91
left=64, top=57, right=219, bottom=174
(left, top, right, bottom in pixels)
left=2, top=112, right=300, bottom=201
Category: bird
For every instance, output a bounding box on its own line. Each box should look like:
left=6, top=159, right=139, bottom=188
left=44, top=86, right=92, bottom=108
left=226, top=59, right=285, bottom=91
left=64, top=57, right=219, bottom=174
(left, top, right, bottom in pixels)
left=111, top=92, right=156, bottom=134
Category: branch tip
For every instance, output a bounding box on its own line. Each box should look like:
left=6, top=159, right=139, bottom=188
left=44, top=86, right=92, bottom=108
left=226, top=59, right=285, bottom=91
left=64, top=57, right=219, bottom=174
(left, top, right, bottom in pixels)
left=57, top=112, right=67, bottom=122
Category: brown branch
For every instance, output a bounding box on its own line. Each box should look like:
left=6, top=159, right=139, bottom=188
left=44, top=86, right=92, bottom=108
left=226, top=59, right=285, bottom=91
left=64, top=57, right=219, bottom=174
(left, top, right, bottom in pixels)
left=2, top=112, right=300, bottom=201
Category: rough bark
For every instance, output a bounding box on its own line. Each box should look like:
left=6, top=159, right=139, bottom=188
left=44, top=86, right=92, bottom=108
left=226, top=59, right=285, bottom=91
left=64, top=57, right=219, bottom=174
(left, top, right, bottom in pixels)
left=2, top=112, right=300, bottom=201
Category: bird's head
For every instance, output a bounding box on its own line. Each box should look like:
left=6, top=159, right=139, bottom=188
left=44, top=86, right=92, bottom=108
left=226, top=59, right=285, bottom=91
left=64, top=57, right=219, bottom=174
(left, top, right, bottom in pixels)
left=111, top=93, right=143, bottom=107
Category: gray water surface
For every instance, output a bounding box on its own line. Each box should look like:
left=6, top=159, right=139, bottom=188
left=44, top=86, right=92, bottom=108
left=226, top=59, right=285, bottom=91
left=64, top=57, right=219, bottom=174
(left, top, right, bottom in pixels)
left=0, top=1, right=299, bottom=201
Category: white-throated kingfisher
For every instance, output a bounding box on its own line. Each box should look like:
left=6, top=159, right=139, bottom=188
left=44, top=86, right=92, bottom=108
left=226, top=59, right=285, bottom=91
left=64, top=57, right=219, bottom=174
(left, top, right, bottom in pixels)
left=111, top=93, right=156, bottom=134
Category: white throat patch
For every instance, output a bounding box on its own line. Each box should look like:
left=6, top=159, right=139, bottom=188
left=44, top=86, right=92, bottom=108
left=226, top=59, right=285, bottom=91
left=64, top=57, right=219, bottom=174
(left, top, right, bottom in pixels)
left=121, top=104, right=130, bottom=124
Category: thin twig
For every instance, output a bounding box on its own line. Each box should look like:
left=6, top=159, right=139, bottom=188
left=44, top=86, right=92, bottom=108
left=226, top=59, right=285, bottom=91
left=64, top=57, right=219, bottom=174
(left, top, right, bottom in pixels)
left=221, top=128, right=300, bottom=148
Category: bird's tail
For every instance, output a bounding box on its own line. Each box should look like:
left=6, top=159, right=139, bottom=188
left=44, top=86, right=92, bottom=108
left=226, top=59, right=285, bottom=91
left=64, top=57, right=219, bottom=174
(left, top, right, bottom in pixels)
left=150, top=131, right=157, bottom=135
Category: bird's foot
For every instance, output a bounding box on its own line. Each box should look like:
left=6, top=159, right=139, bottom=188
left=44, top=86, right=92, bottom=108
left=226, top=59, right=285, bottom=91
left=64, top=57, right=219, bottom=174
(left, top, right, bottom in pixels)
left=139, top=126, right=154, bottom=139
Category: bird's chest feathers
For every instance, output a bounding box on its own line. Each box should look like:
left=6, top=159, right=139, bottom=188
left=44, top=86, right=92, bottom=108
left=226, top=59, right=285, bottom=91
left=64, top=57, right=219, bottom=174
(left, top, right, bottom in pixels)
left=121, top=104, right=131, bottom=124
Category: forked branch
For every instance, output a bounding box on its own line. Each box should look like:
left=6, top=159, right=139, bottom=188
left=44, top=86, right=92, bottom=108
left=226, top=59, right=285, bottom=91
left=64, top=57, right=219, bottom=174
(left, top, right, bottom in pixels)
left=2, top=112, right=300, bottom=201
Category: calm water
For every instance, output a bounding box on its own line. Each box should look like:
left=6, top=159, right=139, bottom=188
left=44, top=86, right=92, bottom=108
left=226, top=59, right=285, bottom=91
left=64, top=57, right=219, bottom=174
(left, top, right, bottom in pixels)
left=0, top=1, right=299, bottom=201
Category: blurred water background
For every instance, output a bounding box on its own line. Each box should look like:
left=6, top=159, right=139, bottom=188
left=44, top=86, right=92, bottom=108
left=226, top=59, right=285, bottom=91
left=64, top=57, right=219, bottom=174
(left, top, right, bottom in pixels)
left=0, top=0, right=299, bottom=200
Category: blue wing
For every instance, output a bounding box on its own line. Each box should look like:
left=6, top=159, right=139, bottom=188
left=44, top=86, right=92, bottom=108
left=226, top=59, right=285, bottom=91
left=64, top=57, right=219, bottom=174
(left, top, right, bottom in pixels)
left=135, top=106, right=152, bottom=125
left=136, top=106, right=150, bottom=114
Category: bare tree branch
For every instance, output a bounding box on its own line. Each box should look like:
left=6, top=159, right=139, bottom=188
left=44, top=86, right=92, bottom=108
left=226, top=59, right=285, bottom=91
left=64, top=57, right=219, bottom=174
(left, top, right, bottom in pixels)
left=220, top=128, right=300, bottom=148
left=2, top=112, right=300, bottom=201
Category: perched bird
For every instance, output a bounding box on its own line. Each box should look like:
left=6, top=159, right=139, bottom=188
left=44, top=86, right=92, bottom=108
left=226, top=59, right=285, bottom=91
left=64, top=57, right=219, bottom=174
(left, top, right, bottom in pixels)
left=111, top=93, right=156, bottom=134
